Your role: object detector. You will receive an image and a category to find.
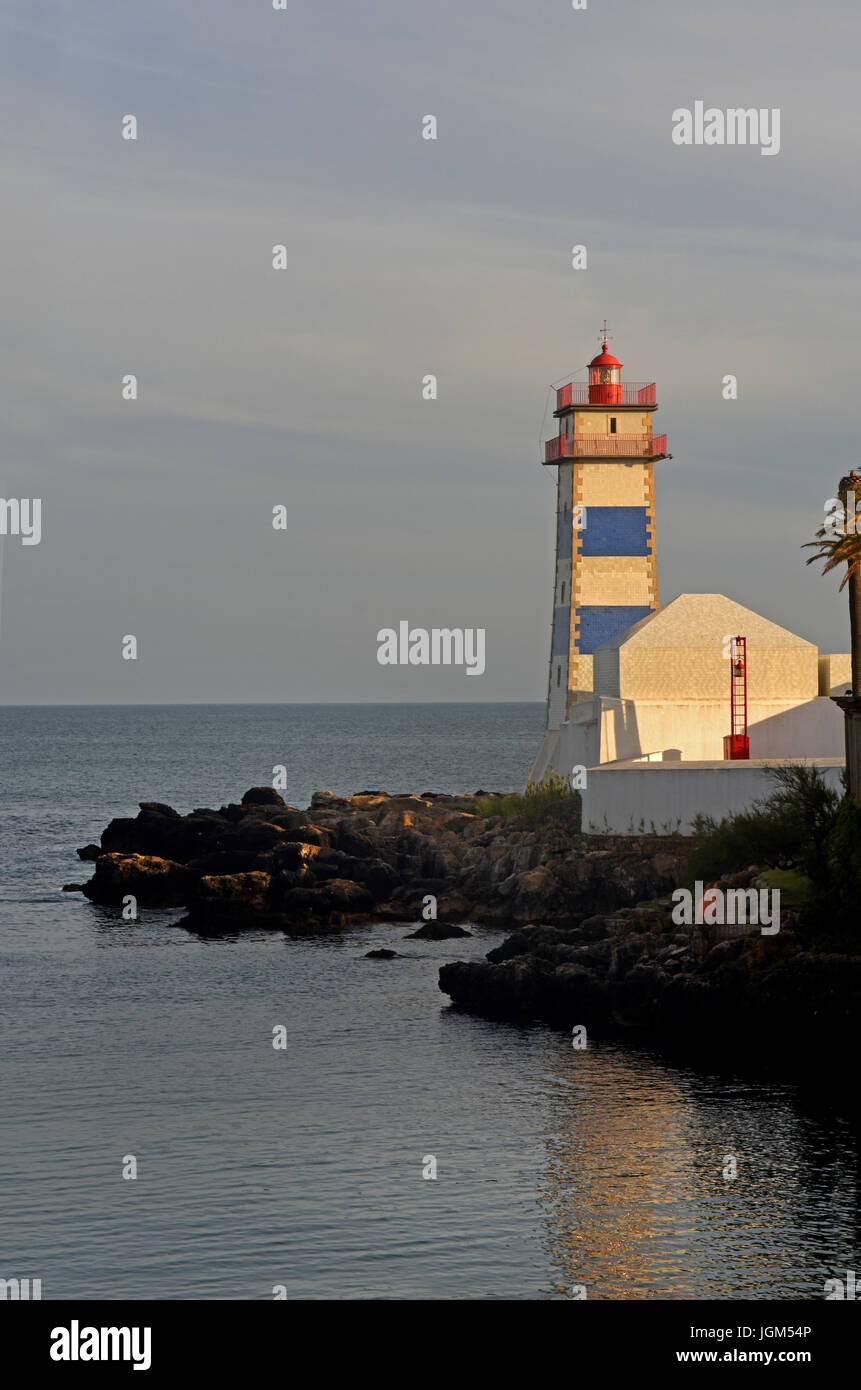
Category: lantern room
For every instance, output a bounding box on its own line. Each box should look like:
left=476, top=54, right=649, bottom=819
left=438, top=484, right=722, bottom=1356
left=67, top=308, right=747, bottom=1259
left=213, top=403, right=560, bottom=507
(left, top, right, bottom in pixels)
left=588, top=340, right=623, bottom=404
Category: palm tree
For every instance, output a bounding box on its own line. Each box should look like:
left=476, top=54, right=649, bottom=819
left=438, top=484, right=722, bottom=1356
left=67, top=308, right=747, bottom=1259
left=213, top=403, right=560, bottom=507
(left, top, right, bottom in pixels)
left=805, top=471, right=861, bottom=794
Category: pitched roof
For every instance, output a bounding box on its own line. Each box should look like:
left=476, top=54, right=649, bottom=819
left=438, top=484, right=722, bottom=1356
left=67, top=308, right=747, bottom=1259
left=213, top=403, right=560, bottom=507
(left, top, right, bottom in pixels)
left=598, top=593, right=814, bottom=652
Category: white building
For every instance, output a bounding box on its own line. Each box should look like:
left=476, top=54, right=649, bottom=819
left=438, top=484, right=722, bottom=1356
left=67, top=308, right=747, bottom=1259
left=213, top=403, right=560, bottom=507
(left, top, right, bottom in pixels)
left=530, top=335, right=849, bottom=834
left=530, top=592, right=848, bottom=834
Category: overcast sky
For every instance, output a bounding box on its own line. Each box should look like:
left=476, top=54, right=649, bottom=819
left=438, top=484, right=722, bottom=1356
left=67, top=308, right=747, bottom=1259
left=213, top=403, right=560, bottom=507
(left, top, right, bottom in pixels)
left=1, top=0, right=859, bottom=702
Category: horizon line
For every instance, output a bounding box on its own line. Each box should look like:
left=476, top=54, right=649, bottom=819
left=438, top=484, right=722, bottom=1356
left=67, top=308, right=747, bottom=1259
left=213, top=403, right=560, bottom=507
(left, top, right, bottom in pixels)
left=0, top=698, right=546, bottom=708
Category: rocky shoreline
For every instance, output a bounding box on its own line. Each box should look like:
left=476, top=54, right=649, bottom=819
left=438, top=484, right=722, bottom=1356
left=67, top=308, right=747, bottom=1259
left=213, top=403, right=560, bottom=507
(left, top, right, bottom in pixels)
left=438, top=911, right=861, bottom=1070
left=68, top=786, right=684, bottom=933
left=67, top=786, right=860, bottom=1077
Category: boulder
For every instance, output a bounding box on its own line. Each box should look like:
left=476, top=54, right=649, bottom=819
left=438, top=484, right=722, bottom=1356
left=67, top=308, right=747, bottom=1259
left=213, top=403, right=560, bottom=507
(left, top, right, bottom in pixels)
left=438, top=955, right=556, bottom=1020
left=241, top=787, right=287, bottom=807
left=183, top=872, right=274, bottom=929
left=81, top=853, right=191, bottom=906
left=405, top=922, right=472, bottom=940
left=543, top=963, right=610, bottom=1026
left=614, top=963, right=670, bottom=1025
left=79, top=785, right=694, bottom=944
left=233, top=818, right=289, bottom=853
left=278, top=878, right=375, bottom=926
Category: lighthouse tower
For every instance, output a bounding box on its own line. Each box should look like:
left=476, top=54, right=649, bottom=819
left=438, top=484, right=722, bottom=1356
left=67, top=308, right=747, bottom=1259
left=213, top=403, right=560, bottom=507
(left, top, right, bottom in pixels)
left=541, top=329, right=669, bottom=733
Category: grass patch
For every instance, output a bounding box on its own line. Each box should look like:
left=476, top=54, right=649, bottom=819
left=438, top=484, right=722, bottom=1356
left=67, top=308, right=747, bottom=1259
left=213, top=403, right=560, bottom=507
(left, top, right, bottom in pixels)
left=473, top=773, right=579, bottom=829
left=758, top=867, right=815, bottom=911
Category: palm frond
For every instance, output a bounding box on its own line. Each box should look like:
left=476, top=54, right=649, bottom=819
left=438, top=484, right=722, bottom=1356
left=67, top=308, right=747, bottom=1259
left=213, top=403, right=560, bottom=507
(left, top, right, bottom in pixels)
left=804, top=472, right=861, bottom=588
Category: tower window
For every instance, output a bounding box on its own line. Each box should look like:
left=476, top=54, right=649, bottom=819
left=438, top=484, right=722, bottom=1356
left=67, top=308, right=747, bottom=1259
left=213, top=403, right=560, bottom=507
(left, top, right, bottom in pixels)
left=609, top=417, right=617, bottom=434
left=556, top=665, right=561, bottom=687
left=560, top=582, right=566, bottom=603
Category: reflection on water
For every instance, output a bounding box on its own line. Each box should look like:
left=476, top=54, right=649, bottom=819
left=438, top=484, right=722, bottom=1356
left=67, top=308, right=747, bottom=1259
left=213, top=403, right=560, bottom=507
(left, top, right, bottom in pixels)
left=1, top=703, right=859, bottom=1299
left=538, top=1038, right=860, bottom=1299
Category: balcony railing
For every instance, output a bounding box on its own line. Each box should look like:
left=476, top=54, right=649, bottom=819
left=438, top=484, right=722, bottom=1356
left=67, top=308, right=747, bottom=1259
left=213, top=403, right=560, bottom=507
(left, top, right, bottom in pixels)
left=545, top=434, right=668, bottom=461
left=555, top=382, right=656, bottom=410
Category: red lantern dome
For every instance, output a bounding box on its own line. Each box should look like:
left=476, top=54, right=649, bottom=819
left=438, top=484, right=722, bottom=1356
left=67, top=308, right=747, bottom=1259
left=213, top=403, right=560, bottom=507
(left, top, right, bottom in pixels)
left=588, top=339, right=623, bottom=404
left=588, top=343, right=623, bottom=371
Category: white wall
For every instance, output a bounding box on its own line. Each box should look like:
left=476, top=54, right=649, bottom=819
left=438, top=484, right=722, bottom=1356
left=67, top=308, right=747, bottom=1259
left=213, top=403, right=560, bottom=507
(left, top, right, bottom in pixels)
left=595, top=695, right=845, bottom=762
left=530, top=694, right=845, bottom=785
left=580, top=759, right=845, bottom=836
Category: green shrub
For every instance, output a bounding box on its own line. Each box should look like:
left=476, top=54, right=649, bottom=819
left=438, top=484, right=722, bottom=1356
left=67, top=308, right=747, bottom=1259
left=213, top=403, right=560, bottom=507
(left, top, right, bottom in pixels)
left=473, top=773, right=579, bottom=829
left=758, top=867, right=815, bottom=911
left=683, top=764, right=861, bottom=947
left=685, top=764, right=840, bottom=888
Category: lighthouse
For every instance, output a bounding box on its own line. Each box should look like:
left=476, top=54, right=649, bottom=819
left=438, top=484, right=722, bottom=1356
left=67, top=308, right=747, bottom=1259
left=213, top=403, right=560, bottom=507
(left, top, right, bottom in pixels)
left=541, top=328, right=668, bottom=731
left=529, top=329, right=850, bottom=830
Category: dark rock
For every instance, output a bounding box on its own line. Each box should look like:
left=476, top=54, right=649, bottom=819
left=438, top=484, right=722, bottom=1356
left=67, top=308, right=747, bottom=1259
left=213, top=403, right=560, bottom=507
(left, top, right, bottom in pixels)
left=274, top=825, right=334, bottom=848
left=185, top=850, right=262, bottom=876
left=300, top=848, right=351, bottom=880
left=309, top=790, right=350, bottom=811
left=365, top=948, right=400, bottom=959
left=405, top=922, right=472, bottom=940
left=543, top=964, right=610, bottom=1026
left=334, top=824, right=376, bottom=858
left=487, top=924, right=585, bottom=964
left=241, top=787, right=287, bottom=807
left=82, top=853, right=192, bottom=907
left=101, top=806, right=229, bottom=862
left=608, top=934, right=653, bottom=980
left=261, top=842, right=320, bottom=874
left=278, top=878, right=375, bottom=925
left=76, top=844, right=101, bottom=861
left=614, top=963, right=670, bottom=1025
left=439, top=955, right=556, bottom=1020
left=315, top=878, right=375, bottom=914
left=233, top=818, right=289, bottom=853
left=181, top=871, right=274, bottom=931
left=354, top=859, right=401, bottom=900
left=81, top=785, right=693, bottom=946
left=267, top=868, right=315, bottom=902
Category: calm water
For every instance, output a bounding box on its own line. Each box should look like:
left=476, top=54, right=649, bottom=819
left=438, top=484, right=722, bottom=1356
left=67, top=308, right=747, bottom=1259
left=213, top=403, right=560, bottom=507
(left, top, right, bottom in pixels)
left=0, top=704, right=858, bottom=1299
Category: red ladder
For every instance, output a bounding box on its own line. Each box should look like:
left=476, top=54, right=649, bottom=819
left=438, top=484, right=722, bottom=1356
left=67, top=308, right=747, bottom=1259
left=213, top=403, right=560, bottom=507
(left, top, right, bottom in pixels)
left=724, top=636, right=750, bottom=760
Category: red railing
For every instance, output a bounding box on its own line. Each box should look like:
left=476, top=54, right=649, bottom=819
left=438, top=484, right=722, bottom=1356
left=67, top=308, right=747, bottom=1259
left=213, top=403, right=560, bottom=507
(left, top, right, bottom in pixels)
left=555, top=382, right=656, bottom=411
left=544, top=435, right=668, bottom=461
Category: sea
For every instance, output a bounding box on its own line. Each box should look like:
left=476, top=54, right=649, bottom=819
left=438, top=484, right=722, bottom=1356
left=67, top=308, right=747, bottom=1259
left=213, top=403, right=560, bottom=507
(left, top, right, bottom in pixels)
left=0, top=703, right=857, bottom=1300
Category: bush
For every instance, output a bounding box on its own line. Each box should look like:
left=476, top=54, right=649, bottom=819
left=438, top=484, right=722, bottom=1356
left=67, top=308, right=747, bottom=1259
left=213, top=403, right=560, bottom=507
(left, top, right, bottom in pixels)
left=473, top=773, right=580, bottom=830
left=685, top=764, right=840, bottom=888
left=683, top=764, right=861, bottom=947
